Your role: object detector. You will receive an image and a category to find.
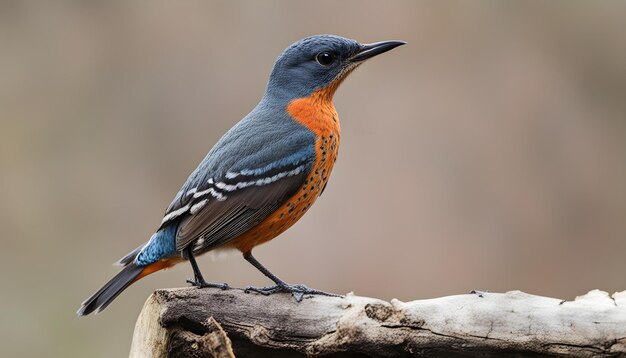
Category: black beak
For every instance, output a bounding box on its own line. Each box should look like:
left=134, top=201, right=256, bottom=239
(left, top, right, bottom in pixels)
left=349, top=40, right=406, bottom=62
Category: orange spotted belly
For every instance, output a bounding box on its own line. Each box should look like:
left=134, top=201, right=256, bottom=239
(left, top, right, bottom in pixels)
left=231, top=87, right=340, bottom=253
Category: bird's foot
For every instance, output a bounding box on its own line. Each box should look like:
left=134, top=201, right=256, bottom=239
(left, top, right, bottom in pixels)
left=186, top=278, right=230, bottom=290
left=244, top=283, right=341, bottom=302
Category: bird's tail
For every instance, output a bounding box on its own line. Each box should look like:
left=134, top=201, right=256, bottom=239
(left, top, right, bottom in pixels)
left=77, top=261, right=144, bottom=316
left=78, top=226, right=180, bottom=316
left=78, top=256, right=181, bottom=316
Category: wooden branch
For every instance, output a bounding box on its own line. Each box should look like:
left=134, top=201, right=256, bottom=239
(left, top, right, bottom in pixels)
left=130, top=287, right=626, bottom=357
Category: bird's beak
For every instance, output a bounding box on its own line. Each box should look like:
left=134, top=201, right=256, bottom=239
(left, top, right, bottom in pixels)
left=349, top=40, right=406, bottom=62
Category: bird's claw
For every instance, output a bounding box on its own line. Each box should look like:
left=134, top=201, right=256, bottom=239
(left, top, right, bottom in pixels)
left=244, top=283, right=341, bottom=302
left=186, top=279, right=230, bottom=290
left=244, top=285, right=283, bottom=296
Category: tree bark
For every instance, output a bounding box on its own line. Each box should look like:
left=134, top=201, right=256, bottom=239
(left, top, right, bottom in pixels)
left=129, top=287, right=626, bottom=357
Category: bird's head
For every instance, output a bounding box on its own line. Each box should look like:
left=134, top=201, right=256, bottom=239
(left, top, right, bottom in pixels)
left=265, top=35, right=405, bottom=102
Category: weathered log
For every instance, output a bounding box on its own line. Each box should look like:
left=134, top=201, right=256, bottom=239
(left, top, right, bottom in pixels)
left=130, top=287, right=626, bottom=357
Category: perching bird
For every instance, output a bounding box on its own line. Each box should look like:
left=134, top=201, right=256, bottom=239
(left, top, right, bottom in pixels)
left=78, top=34, right=405, bottom=315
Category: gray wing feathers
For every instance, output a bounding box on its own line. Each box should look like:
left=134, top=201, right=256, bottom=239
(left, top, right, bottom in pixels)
left=160, top=103, right=316, bottom=253
left=175, top=174, right=304, bottom=252
left=162, top=105, right=314, bottom=222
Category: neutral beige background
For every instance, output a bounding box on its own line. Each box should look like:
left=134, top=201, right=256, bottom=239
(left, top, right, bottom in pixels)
left=1, top=1, right=625, bottom=357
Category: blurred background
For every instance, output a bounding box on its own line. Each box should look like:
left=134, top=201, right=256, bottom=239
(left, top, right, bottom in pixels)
left=1, top=1, right=625, bottom=356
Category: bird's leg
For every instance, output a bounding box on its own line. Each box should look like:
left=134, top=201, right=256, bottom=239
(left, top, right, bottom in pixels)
left=243, top=251, right=341, bottom=302
left=185, top=246, right=229, bottom=290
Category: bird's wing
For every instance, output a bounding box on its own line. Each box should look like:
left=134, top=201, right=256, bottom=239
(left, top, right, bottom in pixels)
left=173, top=160, right=310, bottom=252
left=158, top=109, right=317, bottom=252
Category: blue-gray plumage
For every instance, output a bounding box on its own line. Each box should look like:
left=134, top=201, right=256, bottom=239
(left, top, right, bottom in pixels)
left=78, top=34, right=405, bottom=316
left=135, top=224, right=178, bottom=266
left=266, top=35, right=360, bottom=100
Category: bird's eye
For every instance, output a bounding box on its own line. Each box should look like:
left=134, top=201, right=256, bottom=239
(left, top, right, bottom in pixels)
left=316, top=51, right=336, bottom=66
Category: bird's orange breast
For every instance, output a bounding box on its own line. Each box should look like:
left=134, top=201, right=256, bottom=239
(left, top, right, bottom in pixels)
left=231, top=87, right=341, bottom=253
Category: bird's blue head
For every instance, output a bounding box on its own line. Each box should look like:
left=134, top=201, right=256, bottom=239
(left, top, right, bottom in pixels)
left=264, top=34, right=405, bottom=102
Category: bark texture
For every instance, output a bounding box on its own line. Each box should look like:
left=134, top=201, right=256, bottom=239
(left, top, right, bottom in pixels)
left=130, top=287, right=626, bottom=357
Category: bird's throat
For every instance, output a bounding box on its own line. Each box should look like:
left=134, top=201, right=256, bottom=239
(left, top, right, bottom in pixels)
left=287, top=87, right=341, bottom=137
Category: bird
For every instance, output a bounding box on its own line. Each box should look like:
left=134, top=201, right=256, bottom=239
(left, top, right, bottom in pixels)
left=78, top=34, right=405, bottom=316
